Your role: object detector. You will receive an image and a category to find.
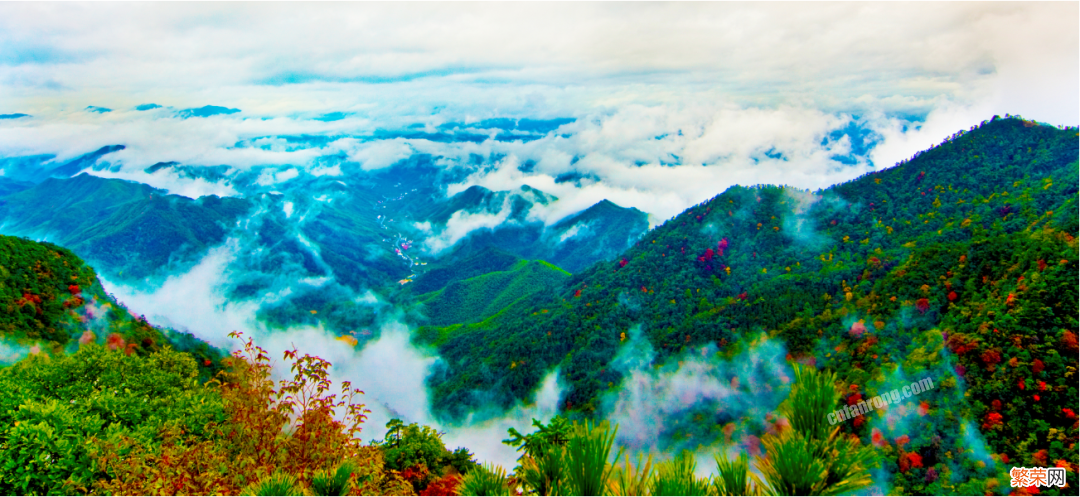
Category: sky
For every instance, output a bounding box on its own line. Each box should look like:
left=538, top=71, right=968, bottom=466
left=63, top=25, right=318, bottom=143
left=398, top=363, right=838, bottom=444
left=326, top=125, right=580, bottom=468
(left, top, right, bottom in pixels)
left=0, top=3, right=1077, bottom=223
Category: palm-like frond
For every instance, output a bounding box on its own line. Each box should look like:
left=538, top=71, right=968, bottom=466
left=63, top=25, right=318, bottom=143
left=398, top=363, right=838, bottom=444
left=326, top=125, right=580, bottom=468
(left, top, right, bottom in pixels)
left=607, top=452, right=654, bottom=497
left=757, top=364, right=877, bottom=496
left=562, top=420, right=622, bottom=496
left=650, top=450, right=712, bottom=496
left=460, top=463, right=511, bottom=496
left=713, top=452, right=757, bottom=496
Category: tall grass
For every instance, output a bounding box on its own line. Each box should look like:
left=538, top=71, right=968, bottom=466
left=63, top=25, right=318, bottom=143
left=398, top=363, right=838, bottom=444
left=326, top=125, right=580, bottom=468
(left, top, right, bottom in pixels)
left=713, top=452, right=755, bottom=496
left=756, top=364, right=876, bottom=496
left=460, top=463, right=511, bottom=496
left=239, top=471, right=303, bottom=496
left=607, top=452, right=653, bottom=496
left=310, top=460, right=355, bottom=496
left=519, top=441, right=565, bottom=496
left=650, top=450, right=712, bottom=496
left=562, top=420, right=623, bottom=496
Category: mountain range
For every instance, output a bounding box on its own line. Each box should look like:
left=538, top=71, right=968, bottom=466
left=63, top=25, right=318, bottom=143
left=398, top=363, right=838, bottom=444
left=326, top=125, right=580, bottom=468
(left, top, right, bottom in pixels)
left=0, top=114, right=1076, bottom=496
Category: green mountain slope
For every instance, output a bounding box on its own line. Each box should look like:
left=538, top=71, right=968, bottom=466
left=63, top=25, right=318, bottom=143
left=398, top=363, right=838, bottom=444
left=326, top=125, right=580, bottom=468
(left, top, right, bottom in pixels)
left=417, top=259, right=571, bottom=327
left=424, top=114, right=1079, bottom=449
left=407, top=246, right=523, bottom=295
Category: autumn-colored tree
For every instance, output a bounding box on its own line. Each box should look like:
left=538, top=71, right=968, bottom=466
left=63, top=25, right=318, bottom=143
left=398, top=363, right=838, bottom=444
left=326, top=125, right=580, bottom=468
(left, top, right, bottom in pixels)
left=91, top=331, right=388, bottom=495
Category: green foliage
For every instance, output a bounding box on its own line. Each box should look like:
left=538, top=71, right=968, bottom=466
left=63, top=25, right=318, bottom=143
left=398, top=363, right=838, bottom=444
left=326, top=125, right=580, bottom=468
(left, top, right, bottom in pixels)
left=503, top=416, right=623, bottom=496
left=0, top=342, right=225, bottom=494
left=381, top=418, right=478, bottom=477
left=0, top=399, right=103, bottom=495
left=650, top=450, right=712, bottom=496
left=240, top=470, right=304, bottom=496
left=310, top=460, right=356, bottom=496
left=562, top=419, right=623, bottom=496
left=418, top=118, right=1078, bottom=497
left=503, top=416, right=573, bottom=495
left=503, top=415, right=573, bottom=457
left=607, top=452, right=654, bottom=497
left=0, top=234, right=97, bottom=344
left=418, top=259, right=571, bottom=326
left=519, top=441, right=565, bottom=496
left=713, top=453, right=753, bottom=496
left=460, top=462, right=511, bottom=496
left=757, top=365, right=876, bottom=496
left=784, top=363, right=839, bottom=441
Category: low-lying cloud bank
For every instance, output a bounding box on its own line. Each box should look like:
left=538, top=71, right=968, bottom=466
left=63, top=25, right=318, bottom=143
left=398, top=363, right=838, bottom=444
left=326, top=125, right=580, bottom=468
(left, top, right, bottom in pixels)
left=0, top=99, right=1039, bottom=228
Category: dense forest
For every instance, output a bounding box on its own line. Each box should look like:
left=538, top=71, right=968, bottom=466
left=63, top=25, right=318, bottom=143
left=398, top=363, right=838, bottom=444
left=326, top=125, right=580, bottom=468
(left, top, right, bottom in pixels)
left=0, top=115, right=1075, bottom=495
left=416, top=116, right=1078, bottom=493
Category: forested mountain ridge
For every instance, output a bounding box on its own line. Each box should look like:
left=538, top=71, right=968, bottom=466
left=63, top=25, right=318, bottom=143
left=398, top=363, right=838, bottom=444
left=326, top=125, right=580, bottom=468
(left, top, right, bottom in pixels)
left=0, top=173, right=251, bottom=281
left=421, top=116, right=1079, bottom=490
left=0, top=234, right=223, bottom=368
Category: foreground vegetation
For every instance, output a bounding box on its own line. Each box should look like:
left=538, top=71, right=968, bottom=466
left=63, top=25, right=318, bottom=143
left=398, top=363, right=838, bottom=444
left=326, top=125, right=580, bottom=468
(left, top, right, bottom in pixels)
left=0, top=115, right=1075, bottom=495
left=1, top=322, right=887, bottom=495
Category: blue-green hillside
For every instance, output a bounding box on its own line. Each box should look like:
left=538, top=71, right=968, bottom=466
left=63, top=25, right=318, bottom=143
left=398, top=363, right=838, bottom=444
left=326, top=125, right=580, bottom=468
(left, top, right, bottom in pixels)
left=0, top=174, right=250, bottom=280
left=417, top=258, right=571, bottom=328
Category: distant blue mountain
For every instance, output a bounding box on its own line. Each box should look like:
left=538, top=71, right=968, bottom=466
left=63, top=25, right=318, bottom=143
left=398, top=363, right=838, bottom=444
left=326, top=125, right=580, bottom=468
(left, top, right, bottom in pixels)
left=432, top=117, right=576, bottom=142
left=0, top=177, right=33, bottom=196
left=135, top=103, right=162, bottom=111
left=0, top=113, right=29, bottom=119
left=439, top=117, right=575, bottom=134
left=48, top=145, right=126, bottom=179
left=85, top=106, right=112, bottom=113
left=144, top=161, right=180, bottom=174
left=0, top=146, right=126, bottom=183
left=177, top=105, right=240, bottom=118
left=0, top=154, right=55, bottom=183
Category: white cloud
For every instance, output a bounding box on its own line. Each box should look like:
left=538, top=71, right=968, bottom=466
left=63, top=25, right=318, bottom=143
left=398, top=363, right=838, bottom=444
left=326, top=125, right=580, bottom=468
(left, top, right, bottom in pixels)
left=423, top=208, right=512, bottom=256
left=346, top=139, right=413, bottom=171
left=601, top=327, right=792, bottom=453
left=254, top=167, right=300, bottom=186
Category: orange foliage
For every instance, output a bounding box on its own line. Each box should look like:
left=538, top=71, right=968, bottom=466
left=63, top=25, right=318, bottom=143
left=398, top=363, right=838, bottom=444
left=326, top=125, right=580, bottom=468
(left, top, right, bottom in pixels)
left=1033, top=449, right=1049, bottom=467
left=90, top=331, right=373, bottom=495
left=420, top=474, right=462, bottom=496
left=983, top=412, right=1004, bottom=430
left=1061, top=330, right=1079, bottom=352
left=105, top=333, right=125, bottom=351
